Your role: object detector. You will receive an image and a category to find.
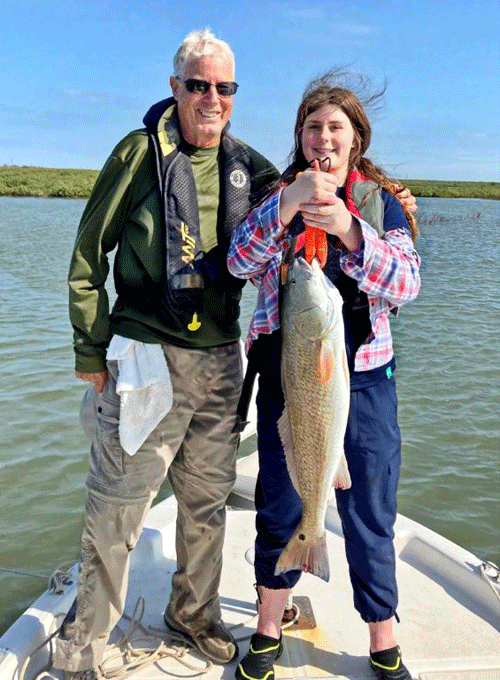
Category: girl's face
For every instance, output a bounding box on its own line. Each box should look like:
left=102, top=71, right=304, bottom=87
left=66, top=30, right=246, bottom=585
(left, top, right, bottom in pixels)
left=300, top=104, right=356, bottom=184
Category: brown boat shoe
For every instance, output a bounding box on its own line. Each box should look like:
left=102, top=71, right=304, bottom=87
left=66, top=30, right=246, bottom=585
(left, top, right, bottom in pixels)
left=164, top=610, right=239, bottom=664
left=64, top=670, right=101, bottom=680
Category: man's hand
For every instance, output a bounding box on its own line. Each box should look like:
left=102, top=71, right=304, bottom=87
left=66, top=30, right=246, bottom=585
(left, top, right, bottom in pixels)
left=393, top=184, right=417, bottom=214
left=75, top=370, right=108, bottom=393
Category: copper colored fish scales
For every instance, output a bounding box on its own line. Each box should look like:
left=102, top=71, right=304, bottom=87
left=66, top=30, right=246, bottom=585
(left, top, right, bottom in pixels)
left=276, top=256, right=351, bottom=582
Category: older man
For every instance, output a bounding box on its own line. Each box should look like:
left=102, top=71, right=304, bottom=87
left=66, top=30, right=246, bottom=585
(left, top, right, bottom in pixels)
left=54, top=29, right=280, bottom=680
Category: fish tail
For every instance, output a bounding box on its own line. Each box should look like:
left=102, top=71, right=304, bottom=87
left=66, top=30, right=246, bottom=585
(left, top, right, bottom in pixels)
left=275, top=528, right=330, bottom=582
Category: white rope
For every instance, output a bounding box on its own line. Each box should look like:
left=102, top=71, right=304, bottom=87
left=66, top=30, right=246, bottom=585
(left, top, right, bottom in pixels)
left=0, top=563, right=74, bottom=594
left=13, top=581, right=298, bottom=680
left=281, top=601, right=301, bottom=630
left=20, top=614, right=65, bottom=680
left=480, top=559, right=500, bottom=604
left=47, top=565, right=75, bottom=595
left=16, top=596, right=212, bottom=680
left=0, top=567, right=47, bottom=581
left=99, top=596, right=212, bottom=679
left=16, top=564, right=77, bottom=680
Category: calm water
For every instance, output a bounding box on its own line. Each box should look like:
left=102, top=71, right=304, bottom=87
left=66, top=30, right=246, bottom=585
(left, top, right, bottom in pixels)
left=0, top=196, right=499, bottom=635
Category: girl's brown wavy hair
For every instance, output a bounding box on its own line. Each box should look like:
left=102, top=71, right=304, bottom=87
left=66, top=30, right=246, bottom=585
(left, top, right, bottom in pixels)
left=282, top=70, right=418, bottom=240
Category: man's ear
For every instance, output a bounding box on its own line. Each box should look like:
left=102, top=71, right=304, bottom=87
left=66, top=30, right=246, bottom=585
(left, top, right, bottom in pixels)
left=170, top=76, right=179, bottom=100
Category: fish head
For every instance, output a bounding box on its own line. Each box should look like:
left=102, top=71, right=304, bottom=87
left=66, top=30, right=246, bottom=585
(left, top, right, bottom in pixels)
left=282, top=256, right=343, bottom=340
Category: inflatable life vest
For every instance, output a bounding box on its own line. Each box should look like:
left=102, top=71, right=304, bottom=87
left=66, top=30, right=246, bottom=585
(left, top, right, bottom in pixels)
left=289, top=168, right=386, bottom=369
left=144, top=98, right=268, bottom=316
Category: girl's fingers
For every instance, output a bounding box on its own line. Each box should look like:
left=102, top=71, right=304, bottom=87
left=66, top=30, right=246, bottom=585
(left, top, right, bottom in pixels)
left=300, top=200, right=339, bottom=213
left=301, top=212, right=330, bottom=227
left=302, top=168, right=339, bottom=187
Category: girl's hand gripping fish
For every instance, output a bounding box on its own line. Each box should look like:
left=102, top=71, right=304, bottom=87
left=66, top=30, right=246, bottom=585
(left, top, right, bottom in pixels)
left=302, top=158, right=331, bottom=269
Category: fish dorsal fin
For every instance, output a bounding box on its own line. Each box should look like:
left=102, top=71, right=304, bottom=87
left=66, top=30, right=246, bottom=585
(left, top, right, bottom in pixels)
left=277, top=405, right=300, bottom=494
left=318, top=340, right=334, bottom=386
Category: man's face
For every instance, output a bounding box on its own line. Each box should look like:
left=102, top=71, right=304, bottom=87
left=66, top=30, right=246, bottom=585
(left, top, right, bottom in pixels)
left=170, top=53, right=235, bottom=148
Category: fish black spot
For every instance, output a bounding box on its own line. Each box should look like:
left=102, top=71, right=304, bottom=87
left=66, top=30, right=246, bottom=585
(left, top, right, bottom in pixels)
left=299, top=533, right=305, bottom=541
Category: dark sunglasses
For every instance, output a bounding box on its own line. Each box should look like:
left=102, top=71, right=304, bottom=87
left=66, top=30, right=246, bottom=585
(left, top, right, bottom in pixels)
left=177, top=77, right=238, bottom=97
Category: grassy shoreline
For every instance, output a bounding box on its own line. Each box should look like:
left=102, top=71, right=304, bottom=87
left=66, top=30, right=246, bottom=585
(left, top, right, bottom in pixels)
left=1, top=165, right=499, bottom=200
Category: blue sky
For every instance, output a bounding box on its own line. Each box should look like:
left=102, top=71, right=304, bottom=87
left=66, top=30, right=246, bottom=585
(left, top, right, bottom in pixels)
left=2, top=0, right=499, bottom=181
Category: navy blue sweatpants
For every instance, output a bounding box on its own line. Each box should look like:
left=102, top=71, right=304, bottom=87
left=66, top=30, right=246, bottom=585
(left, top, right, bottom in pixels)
left=253, top=332, right=401, bottom=623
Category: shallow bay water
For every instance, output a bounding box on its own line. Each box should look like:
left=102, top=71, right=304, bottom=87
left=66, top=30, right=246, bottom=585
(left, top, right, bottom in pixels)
left=0, top=195, right=498, bottom=634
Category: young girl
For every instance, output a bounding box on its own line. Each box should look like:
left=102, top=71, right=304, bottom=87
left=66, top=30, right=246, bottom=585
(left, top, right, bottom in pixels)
left=227, top=72, right=420, bottom=680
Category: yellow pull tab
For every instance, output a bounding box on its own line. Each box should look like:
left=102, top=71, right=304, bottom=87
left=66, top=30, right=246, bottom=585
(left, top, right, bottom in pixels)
left=188, top=313, right=201, bottom=331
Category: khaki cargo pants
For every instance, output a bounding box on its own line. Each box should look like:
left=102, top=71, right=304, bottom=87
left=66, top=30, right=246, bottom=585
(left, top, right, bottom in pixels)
left=54, top=342, right=243, bottom=672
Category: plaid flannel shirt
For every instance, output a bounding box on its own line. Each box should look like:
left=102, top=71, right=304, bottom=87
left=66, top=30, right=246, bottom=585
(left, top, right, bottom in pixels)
left=227, top=190, right=421, bottom=372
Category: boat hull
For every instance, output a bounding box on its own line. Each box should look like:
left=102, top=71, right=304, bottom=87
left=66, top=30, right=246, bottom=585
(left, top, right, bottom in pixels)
left=1, top=452, right=499, bottom=680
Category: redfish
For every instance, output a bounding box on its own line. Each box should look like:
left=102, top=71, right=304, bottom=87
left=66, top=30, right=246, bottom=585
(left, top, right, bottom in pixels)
left=276, top=256, right=351, bottom=582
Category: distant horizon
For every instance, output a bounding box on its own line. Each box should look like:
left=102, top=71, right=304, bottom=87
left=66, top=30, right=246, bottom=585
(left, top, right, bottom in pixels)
left=1, top=163, right=499, bottom=185
left=2, top=0, right=499, bottom=183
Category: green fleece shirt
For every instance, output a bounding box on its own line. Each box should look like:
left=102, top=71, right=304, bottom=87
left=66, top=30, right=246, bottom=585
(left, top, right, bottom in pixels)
left=185, top=142, right=220, bottom=252
left=68, top=128, right=279, bottom=373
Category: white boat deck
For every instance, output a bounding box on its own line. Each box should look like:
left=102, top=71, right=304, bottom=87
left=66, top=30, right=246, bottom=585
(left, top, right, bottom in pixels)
left=1, top=452, right=499, bottom=680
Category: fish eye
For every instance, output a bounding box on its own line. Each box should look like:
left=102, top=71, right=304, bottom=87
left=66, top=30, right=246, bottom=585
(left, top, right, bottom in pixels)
left=291, top=279, right=296, bottom=285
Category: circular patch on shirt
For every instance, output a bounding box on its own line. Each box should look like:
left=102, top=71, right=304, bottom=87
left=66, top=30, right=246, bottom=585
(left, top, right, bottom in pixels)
left=230, top=169, right=247, bottom=188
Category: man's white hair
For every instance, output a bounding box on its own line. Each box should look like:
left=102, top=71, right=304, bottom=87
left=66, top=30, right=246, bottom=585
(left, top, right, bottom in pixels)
left=173, top=28, right=235, bottom=78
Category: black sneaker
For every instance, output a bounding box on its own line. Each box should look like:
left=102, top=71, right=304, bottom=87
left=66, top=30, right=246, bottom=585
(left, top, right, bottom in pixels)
left=369, top=646, right=412, bottom=679
left=235, top=633, right=283, bottom=680
left=164, top=610, right=238, bottom=664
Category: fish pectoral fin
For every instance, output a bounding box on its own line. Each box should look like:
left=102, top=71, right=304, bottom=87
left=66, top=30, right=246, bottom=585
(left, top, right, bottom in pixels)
left=318, top=340, right=334, bottom=386
left=277, top=405, right=300, bottom=494
left=333, top=451, right=352, bottom=490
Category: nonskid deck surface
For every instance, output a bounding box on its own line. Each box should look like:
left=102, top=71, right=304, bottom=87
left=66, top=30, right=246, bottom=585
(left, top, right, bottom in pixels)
left=1, top=492, right=499, bottom=680
left=97, top=506, right=499, bottom=680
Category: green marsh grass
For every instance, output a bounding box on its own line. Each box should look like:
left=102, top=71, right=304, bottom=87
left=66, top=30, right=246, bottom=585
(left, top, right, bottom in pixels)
left=1, top=166, right=499, bottom=200
left=403, top=179, right=500, bottom=200
left=0, top=166, right=99, bottom=198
